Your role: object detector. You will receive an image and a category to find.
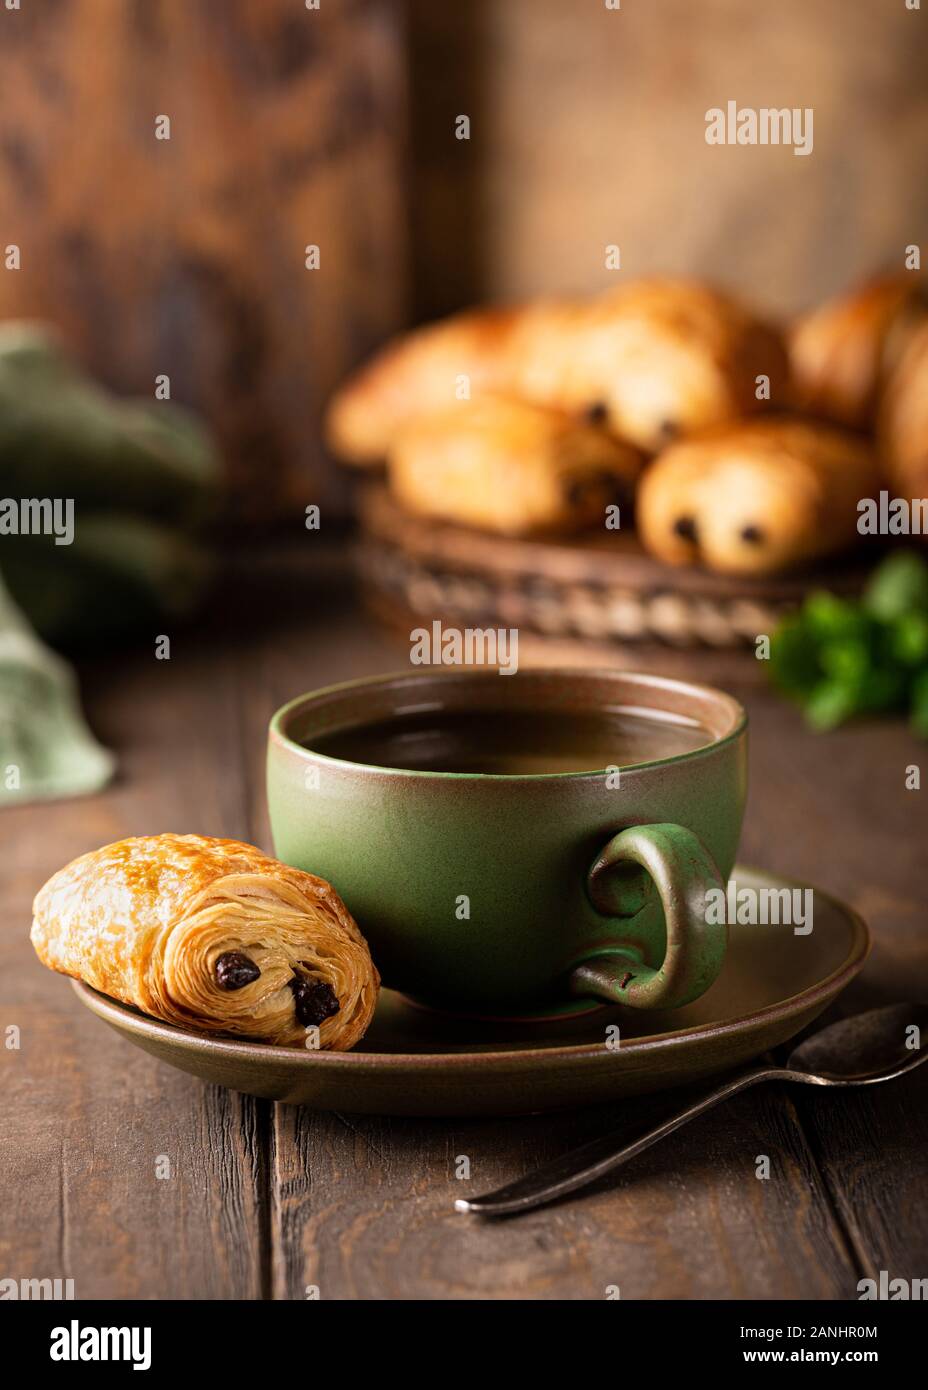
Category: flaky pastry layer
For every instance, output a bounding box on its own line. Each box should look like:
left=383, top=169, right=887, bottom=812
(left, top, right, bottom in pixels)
left=31, top=834, right=380, bottom=1049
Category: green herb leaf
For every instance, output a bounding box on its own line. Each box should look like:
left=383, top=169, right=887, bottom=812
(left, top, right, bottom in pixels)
left=768, top=552, right=928, bottom=735
left=863, top=551, right=928, bottom=622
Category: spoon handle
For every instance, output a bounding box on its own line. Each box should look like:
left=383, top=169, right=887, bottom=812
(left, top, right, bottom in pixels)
left=456, top=1062, right=783, bottom=1217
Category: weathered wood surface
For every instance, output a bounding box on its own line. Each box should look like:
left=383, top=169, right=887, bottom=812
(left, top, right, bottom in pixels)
left=0, top=0, right=406, bottom=519
left=1, top=547, right=926, bottom=1299
left=1, top=608, right=270, bottom=1298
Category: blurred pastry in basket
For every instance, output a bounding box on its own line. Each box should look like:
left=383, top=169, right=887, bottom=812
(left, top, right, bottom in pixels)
left=879, top=316, right=928, bottom=508
left=789, top=274, right=926, bottom=430
left=325, top=307, right=517, bottom=469
left=637, top=419, right=879, bottom=576
left=326, top=277, right=788, bottom=464
left=387, top=396, right=642, bottom=537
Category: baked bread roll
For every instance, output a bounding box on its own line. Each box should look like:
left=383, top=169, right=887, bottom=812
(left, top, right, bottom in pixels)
left=326, top=306, right=519, bottom=468
left=31, top=834, right=380, bottom=1049
left=326, top=277, right=788, bottom=463
left=789, top=275, right=926, bottom=430
left=879, top=317, right=928, bottom=509
left=387, top=396, right=642, bottom=536
left=637, top=420, right=879, bottom=576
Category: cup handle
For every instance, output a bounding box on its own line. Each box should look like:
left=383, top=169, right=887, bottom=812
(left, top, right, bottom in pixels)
left=568, top=823, right=726, bottom=1010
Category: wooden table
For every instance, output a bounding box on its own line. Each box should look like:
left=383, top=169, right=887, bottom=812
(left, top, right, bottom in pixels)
left=3, top=546, right=926, bottom=1300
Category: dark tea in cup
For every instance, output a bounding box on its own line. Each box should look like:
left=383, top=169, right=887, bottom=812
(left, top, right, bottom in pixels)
left=307, top=705, right=712, bottom=776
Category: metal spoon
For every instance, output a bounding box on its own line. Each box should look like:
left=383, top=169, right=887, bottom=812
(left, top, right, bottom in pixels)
left=455, top=1002, right=928, bottom=1218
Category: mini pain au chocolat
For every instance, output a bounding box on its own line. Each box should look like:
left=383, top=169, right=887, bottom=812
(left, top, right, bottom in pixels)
left=325, top=277, right=788, bottom=463
left=789, top=275, right=927, bottom=430
left=387, top=396, right=642, bottom=536
left=637, top=420, right=879, bottom=577
left=31, top=835, right=380, bottom=1049
left=879, top=317, right=928, bottom=508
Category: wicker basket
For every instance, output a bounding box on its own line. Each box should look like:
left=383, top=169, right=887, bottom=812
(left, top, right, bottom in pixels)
left=356, top=482, right=873, bottom=677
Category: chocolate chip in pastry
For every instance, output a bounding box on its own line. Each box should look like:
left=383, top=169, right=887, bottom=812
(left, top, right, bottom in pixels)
left=584, top=400, right=610, bottom=427
left=31, top=834, right=380, bottom=1049
left=325, top=277, right=788, bottom=463
left=637, top=419, right=879, bottom=576
left=386, top=395, right=642, bottom=536
left=512, top=278, right=789, bottom=456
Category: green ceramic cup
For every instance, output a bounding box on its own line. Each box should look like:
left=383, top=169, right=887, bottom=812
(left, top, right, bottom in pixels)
left=268, top=669, right=748, bottom=1019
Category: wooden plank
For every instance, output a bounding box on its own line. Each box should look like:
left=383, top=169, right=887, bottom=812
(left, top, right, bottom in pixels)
left=737, top=686, right=928, bottom=1013
left=267, top=1084, right=859, bottom=1300
left=0, top=0, right=407, bottom=519
left=0, top=628, right=270, bottom=1299
left=791, top=1070, right=928, bottom=1291
left=736, top=686, right=928, bottom=1284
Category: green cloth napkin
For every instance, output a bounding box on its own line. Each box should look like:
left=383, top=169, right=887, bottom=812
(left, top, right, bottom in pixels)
left=1, top=513, right=213, bottom=646
left=0, top=320, right=222, bottom=803
left=0, top=322, right=217, bottom=523
left=0, top=570, right=114, bottom=805
left=0, top=322, right=220, bottom=647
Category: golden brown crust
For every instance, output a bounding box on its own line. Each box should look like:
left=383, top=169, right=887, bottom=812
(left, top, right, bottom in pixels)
left=637, top=419, right=879, bottom=576
left=326, top=277, right=788, bottom=463
left=789, top=275, right=927, bottom=430
left=387, top=396, right=642, bottom=536
left=31, top=834, right=380, bottom=1049
left=324, top=307, right=522, bottom=466
left=879, top=318, right=928, bottom=510
left=509, top=279, right=788, bottom=453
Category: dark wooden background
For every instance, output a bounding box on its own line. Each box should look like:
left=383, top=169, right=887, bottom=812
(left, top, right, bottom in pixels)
left=1, top=548, right=926, bottom=1300
left=2, top=1, right=927, bottom=516
left=0, top=0, right=407, bottom=519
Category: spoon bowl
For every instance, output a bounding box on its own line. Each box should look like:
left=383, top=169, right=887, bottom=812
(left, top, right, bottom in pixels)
left=787, top=1002, right=928, bottom=1084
